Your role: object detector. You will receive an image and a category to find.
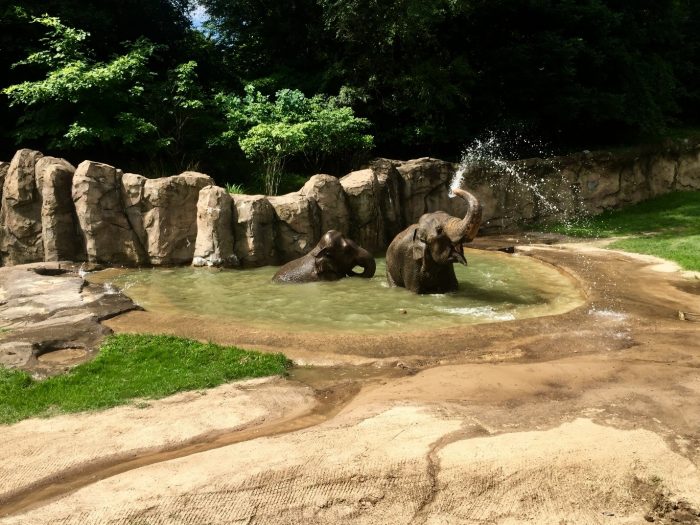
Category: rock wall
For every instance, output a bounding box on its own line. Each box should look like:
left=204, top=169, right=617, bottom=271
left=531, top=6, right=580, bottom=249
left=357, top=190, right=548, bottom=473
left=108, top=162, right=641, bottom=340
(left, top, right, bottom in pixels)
left=0, top=140, right=698, bottom=268
left=459, top=140, right=700, bottom=231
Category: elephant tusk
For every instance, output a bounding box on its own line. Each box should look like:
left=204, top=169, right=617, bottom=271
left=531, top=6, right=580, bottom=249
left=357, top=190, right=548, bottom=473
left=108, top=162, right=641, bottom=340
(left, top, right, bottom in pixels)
left=452, top=243, right=468, bottom=266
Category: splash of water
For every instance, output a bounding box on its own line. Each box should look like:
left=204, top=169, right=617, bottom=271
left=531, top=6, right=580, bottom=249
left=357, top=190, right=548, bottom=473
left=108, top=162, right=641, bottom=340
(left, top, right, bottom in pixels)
left=450, top=131, right=561, bottom=216
left=450, top=132, right=628, bottom=326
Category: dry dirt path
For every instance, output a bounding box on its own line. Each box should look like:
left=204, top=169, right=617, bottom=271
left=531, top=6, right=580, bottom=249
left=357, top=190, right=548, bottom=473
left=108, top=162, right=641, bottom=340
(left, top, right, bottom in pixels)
left=1, top=241, right=700, bottom=524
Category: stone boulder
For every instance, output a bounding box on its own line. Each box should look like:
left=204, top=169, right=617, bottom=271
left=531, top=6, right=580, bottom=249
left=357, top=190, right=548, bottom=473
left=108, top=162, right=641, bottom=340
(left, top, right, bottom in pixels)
left=72, top=161, right=147, bottom=266
left=268, top=192, right=320, bottom=263
left=36, top=156, right=83, bottom=262
left=0, top=149, right=44, bottom=265
left=340, top=169, right=385, bottom=254
left=121, top=173, right=147, bottom=250
left=232, top=194, right=276, bottom=267
left=300, top=175, right=350, bottom=235
left=678, top=148, right=700, bottom=190
left=395, top=157, right=462, bottom=225
left=0, top=161, right=8, bottom=201
left=138, top=172, right=213, bottom=265
left=193, top=186, right=236, bottom=267
left=371, top=159, right=404, bottom=241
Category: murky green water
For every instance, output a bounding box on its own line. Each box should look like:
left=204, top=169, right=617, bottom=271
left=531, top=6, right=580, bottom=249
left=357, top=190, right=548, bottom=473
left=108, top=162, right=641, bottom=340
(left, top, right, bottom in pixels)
left=90, top=251, right=584, bottom=333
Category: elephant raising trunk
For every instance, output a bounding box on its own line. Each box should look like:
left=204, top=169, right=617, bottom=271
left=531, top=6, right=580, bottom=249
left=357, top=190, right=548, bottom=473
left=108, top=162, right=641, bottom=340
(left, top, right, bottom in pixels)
left=386, top=188, right=483, bottom=294
left=444, top=188, right=483, bottom=246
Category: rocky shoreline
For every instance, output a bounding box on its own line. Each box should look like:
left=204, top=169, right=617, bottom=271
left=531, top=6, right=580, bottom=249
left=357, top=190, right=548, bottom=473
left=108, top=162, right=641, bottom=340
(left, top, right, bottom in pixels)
left=0, top=262, right=139, bottom=377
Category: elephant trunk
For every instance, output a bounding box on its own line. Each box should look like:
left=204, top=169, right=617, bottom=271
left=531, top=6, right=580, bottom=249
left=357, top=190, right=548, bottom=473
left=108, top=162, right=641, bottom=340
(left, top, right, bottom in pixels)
left=352, top=249, right=376, bottom=278
left=444, top=188, right=483, bottom=243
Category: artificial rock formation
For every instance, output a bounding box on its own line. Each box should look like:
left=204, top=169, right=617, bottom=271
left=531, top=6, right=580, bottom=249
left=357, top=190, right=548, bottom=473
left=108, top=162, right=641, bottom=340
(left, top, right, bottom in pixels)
left=340, top=168, right=386, bottom=254
left=268, top=191, right=321, bottom=262
left=0, top=149, right=44, bottom=265
left=36, top=156, right=82, bottom=262
left=193, top=186, right=236, bottom=267
left=0, top=162, right=8, bottom=201
left=457, top=142, right=700, bottom=230
left=300, top=174, right=351, bottom=236
left=1, top=139, right=700, bottom=269
left=72, top=161, right=147, bottom=266
left=121, top=172, right=148, bottom=251
left=0, top=262, right=139, bottom=377
left=372, top=159, right=404, bottom=243
left=231, top=194, right=276, bottom=267
left=130, top=172, right=213, bottom=265
left=395, top=157, right=463, bottom=225
left=678, top=149, right=700, bottom=190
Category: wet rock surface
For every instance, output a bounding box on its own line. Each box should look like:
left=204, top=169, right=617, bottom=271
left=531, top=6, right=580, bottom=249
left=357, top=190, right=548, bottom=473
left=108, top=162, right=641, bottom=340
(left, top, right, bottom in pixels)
left=0, top=262, right=140, bottom=377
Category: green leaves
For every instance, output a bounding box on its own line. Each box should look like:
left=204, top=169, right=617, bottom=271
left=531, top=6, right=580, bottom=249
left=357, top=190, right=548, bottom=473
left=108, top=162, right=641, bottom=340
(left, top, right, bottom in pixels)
left=215, top=85, right=373, bottom=195
left=2, top=16, right=159, bottom=151
left=16, top=14, right=89, bottom=68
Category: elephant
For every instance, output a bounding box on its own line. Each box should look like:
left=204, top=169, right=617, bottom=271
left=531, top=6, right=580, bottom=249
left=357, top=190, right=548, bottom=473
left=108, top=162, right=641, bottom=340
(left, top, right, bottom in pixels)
left=386, top=188, right=482, bottom=294
left=272, top=230, right=376, bottom=283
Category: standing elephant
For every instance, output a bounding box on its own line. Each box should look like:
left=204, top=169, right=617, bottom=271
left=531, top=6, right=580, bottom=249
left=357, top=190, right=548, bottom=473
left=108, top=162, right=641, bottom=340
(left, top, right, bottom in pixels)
left=386, top=188, right=482, bottom=294
left=272, top=230, right=376, bottom=283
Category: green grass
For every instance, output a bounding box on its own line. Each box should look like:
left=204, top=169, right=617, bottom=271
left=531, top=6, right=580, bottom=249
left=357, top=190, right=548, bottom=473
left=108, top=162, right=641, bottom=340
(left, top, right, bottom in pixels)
left=225, top=182, right=247, bottom=194
left=0, top=334, right=289, bottom=425
left=546, top=191, right=700, bottom=271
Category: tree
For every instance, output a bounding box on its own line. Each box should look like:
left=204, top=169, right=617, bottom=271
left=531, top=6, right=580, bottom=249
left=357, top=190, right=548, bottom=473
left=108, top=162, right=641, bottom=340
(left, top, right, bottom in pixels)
left=3, top=14, right=219, bottom=174
left=321, top=0, right=473, bottom=152
left=215, top=85, right=373, bottom=194
left=3, top=15, right=163, bottom=152
left=200, top=0, right=331, bottom=93
left=0, top=1, right=200, bottom=159
left=463, top=0, right=687, bottom=145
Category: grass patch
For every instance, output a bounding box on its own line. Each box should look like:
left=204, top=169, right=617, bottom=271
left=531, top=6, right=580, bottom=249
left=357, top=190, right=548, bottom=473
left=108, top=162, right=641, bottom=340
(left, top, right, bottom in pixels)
left=545, top=191, right=700, bottom=271
left=0, top=334, right=289, bottom=425
left=225, top=182, right=247, bottom=194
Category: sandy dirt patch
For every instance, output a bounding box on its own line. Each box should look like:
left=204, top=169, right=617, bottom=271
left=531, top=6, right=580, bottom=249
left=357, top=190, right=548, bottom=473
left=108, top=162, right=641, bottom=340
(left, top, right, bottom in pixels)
left=0, top=376, right=314, bottom=511
left=2, top=408, right=698, bottom=525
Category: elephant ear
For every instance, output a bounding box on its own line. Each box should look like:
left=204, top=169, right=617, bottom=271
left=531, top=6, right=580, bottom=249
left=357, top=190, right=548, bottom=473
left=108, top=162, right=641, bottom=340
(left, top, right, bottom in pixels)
left=412, top=229, right=426, bottom=261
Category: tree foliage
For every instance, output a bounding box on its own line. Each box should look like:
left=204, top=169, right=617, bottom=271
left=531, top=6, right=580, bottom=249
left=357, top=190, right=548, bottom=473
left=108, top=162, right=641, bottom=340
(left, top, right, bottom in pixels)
left=215, top=86, right=372, bottom=194
left=2, top=0, right=700, bottom=185
left=203, top=0, right=700, bottom=154
left=3, top=16, right=159, bottom=151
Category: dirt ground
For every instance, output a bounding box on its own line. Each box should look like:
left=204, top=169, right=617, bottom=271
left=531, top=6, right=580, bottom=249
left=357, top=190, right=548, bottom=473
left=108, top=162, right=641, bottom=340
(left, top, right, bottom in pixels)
left=1, top=239, right=700, bottom=524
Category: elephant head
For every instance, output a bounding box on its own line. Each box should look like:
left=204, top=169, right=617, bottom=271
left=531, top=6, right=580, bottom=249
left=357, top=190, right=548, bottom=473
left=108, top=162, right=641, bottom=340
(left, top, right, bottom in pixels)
left=273, top=230, right=376, bottom=283
left=412, top=188, right=483, bottom=267
left=386, top=188, right=482, bottom=294
left=312, top=230, right=376, bottom=279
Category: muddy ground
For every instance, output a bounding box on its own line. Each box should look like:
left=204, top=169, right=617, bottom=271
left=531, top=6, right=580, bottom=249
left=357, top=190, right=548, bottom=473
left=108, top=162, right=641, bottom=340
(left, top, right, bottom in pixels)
left=1, top=238, right=700, bottom=524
